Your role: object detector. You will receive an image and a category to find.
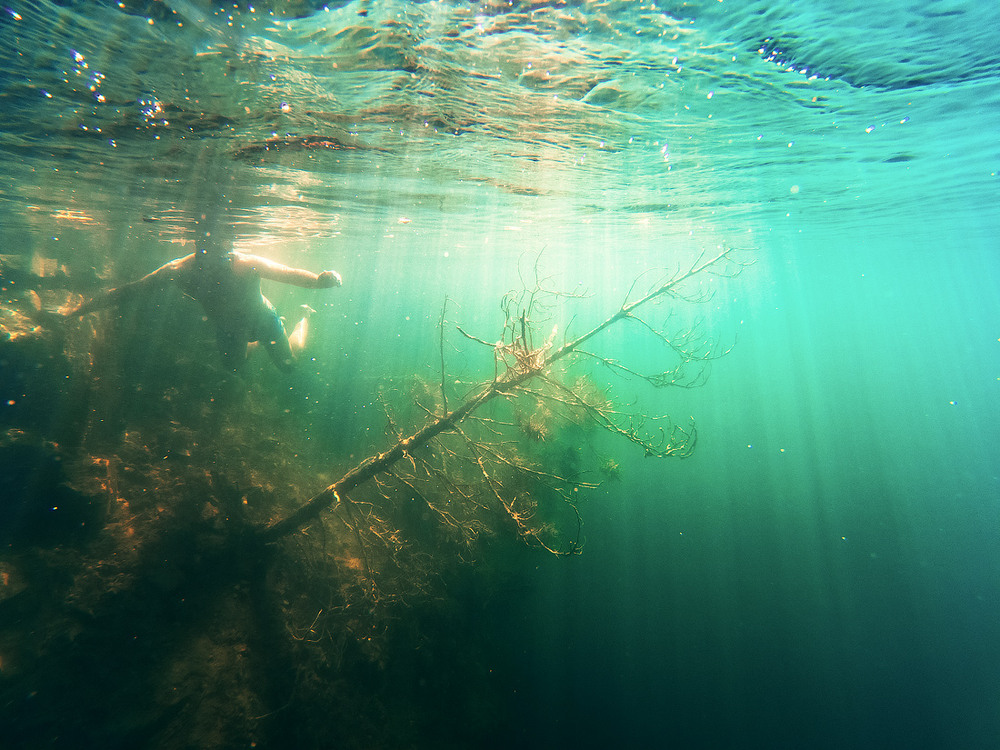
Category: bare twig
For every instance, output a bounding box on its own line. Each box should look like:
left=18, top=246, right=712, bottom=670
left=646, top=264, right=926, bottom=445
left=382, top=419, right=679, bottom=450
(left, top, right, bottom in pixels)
left=439, top=297, right=449, bottom=414
left=258, top=246, right=746, bottom=544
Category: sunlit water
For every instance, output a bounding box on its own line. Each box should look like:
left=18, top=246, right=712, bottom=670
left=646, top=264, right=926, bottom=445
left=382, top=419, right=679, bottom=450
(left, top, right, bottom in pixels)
left=2, top=0, right=1000, bottom=747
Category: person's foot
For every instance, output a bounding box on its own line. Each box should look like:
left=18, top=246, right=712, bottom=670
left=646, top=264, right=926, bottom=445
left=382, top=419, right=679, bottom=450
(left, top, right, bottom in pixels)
left=299, top=304, right=315, bottom=319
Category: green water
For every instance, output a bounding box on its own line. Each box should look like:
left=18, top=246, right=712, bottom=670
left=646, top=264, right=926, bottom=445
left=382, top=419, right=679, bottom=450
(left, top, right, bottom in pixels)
left=2, top=0, right=999, bottom=747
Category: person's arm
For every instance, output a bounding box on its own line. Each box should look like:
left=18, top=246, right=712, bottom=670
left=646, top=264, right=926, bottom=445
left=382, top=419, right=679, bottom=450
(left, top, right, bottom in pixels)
left=64, top=254, right=193, bottom=316
left=235, top=252, right=342, bottom=289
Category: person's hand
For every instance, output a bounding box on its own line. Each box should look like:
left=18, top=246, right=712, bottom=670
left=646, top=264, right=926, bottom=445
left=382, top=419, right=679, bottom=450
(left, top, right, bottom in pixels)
left=317, top=270, right=342, bottom=288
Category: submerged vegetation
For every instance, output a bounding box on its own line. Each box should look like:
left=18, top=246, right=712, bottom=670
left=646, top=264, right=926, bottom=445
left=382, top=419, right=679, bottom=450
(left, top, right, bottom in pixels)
left=0, top=246, right=748, bottom=748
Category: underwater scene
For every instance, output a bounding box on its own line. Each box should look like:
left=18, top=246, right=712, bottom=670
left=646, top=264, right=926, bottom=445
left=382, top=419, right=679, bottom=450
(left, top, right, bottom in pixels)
left=1, top=0, right=999, bottom=747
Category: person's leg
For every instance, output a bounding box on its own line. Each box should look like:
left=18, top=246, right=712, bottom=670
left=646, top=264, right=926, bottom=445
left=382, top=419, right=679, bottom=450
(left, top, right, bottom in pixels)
left=216, top=329, right=249, bottom=372
left=258, top=298, right=296, bottom=372
left=287, top=304, right=314, bottom=356
left=264, top=332, right=295, bottom=372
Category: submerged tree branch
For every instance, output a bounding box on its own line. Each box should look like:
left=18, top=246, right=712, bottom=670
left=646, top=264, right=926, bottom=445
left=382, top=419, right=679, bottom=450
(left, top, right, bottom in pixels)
left=258, top=246, right=747, bottom=544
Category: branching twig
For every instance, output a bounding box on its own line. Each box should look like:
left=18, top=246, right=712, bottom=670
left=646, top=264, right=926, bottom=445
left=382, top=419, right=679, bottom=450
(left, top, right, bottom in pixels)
left=439, top=297, right=449, bottom=414
left=258, top=246, right=746, bottom=544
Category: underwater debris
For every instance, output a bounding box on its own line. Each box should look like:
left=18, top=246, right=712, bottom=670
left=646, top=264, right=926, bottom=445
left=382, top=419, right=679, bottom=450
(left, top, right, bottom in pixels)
left=0, top=244, right=749, bottom=748
left=261, top=246, right=751, bottom=548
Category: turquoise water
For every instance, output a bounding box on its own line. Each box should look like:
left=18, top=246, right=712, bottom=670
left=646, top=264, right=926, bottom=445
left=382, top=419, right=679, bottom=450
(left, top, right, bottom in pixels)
left=2, top=0, right=1000, bottom=747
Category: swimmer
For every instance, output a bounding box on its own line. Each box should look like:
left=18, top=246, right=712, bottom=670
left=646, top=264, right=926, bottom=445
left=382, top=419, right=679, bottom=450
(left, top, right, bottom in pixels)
left=66, top=248, right=342, bottom=372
